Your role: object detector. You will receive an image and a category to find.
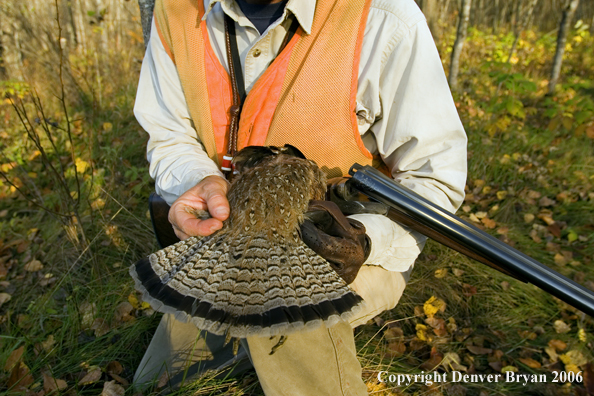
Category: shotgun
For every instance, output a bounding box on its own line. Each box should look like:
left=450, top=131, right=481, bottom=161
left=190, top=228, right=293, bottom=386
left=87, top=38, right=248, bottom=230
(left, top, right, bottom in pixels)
left=148, top=164, right=594, bottom=317
left=342, top=164, right=594, bottom=317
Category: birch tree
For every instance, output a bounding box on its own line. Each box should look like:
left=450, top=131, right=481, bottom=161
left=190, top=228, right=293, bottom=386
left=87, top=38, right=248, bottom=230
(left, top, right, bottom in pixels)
left=507, top=0, right=539, bottom=62
left=548, top=0, right=580, bottom=94
left=448, top=0, right=473, bottom=90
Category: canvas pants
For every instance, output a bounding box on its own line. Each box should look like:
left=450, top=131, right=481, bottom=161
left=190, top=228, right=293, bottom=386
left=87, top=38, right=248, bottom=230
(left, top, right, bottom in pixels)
left=133, top=265, right=407, bottom=395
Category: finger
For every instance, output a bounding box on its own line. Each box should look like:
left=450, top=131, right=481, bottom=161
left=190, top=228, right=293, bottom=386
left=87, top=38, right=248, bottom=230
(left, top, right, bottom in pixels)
left=173, top=227, right=190, bottom=241
left=203, top=191, right=230, bottom=221
left=179, top=215, right=224, bottom=237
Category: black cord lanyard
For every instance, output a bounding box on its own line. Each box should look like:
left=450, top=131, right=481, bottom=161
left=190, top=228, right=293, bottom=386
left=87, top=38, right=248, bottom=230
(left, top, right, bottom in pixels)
left=221, top=13, right=300, bottom=175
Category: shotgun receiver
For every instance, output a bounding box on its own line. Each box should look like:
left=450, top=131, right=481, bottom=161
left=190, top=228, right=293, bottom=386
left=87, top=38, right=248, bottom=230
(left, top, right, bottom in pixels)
left=340, top=164, right=594, bottom=317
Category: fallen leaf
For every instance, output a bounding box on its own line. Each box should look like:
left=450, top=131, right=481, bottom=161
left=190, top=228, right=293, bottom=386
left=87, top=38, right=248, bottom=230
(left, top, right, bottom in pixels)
left=548, top=339, right=567, bottom=352
left=467, top=345, right=492, bottom=355
left=128, top=293, right=141, bottom=309
left=489, top=361, right=503, bottom=372
left=518, top=330, right=537, bottom=340
left=105, top=361, right=123, bottom=376
left=386, top=341, right=407, bottom=358
left=524, top=213, right=535, bottom=223
left=109, top=373, right=129, bottom=386
left=496, top=226, right=509, bottom=235
left=441, top=352, right=467, bottom=372
left=538, top=213, right=555, bottom=226
left=384, top=327, right=404, bottom=339
left=481, top=217, right=497, bottom=229
left=547, top=223, right=562, bottom=238
left=101, top=380, right=125, bottom=396
left=553, top=320, right=571, bottom=334
left=79, top=302, right=96, bottom=329
left=539, top=197, right=556, bottom=207
left=91, top=318, right=110, bottom=337
left=496, top=191, right=508, bottom=200
left=434, top=268, right=448, bottom=279
left=501, top=281, right=510, bottom=291
left=0, top=292, right=11, bottom=308
left=414, top=305, right=424, bottom=317
left=527, top=190, right=541, bottom=199
left=8, top=361, right=34, bottom=390
left=79, top=368, right=102, bottom=385
left=453, top=268, right=465, bottom=277
left=462, top=284, right=477, bottom=297
left=501, top=366, right=518, bottom=373
left=41, top=335, right=55, bottom=353
left=545, top=347, right=559, bottom=363
left=157, top=372, right=169, bottom=389
left=421, top=347, right=443, bottom=370
left=562, top=350, right=589, bottom=367
left=114, top=302, right=134, bottom=322
left=416, top=324, right=429, bottom=341
left=423, top=296, right=446, bottom=318
left=519, top=358, right=541, bottom=369
left=43, top=372, right=67, bottom=393
left=475, top=211, right=487, bottom=219
left=5, top=346, right=25, bottom=371
left=24, top=260, right=43, bottom=272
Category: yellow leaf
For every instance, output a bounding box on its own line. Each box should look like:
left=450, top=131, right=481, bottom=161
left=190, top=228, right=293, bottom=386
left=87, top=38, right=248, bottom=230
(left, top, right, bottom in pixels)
left=75, top=158, right=90, bottom=173
left=499, top=154, right=511, bottom=164
left=501, top=366, right=518, bottom=373
left=102, top=122, right=113, bottom=132
left=434, top=269, right=448, bottom=279
left=128, top=293, right=141, bottom=309
left=496, top=191, right=508, bottom=200
left=565, top=364, right=581, bottom=375
left=554, top=320, right=571, bottom=334
left=416, top=324, right=428, bottom=341
left=578, top=328, right=587, bottom=342
left=475, top=211, right=487, bottom=219
left=423, top=296, right=446, bottom=318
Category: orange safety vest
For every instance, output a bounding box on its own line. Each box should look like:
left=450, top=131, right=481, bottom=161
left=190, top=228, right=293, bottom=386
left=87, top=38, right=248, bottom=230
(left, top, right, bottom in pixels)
left=154, top=0, right=383, bottom=178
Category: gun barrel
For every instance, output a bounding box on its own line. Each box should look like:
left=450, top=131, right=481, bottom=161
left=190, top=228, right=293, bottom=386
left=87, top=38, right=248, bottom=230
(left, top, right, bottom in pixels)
left=347, top=164, right=594, bottom=317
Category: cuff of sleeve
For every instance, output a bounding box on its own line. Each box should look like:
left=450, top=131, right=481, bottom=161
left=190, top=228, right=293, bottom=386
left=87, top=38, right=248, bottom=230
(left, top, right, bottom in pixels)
left=348, top=213, right=427, bottom=272
left=156, top=169, right=226, bottom=206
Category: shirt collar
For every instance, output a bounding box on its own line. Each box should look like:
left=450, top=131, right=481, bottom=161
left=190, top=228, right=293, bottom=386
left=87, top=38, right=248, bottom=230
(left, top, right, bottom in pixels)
left=203, top=0, right=316, bottom=35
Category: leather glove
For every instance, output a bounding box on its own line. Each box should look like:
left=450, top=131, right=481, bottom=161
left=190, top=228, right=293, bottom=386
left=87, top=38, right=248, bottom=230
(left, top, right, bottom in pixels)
left=300, top=200, right=371, bottom=284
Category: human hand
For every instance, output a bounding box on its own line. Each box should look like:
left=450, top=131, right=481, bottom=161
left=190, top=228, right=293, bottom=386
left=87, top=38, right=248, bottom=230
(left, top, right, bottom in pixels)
left=168, top=175, right=230, bottom=240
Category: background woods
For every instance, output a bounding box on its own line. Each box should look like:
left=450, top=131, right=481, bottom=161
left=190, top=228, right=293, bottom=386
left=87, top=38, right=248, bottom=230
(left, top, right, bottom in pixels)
left=1, top=0, right=594, bottom=395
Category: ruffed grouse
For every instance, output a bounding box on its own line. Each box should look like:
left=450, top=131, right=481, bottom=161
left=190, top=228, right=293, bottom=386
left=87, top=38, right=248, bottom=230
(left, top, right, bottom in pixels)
left=130, top=145, right=363, bottom=338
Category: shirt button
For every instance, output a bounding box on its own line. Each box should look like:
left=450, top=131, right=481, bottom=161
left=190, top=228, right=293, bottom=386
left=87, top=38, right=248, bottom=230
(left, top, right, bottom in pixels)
left=253, top=49, right=262, bottom=57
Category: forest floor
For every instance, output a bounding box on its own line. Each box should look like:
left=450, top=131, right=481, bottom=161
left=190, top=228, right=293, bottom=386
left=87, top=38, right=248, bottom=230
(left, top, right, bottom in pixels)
left=0, top=23, right=593, bottom=396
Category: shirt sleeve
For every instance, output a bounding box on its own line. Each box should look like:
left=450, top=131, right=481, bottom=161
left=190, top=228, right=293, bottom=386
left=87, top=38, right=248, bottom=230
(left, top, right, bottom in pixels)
left=134, top=19, right=224, bottom=205
left=353, top=10, right=467, bottom=272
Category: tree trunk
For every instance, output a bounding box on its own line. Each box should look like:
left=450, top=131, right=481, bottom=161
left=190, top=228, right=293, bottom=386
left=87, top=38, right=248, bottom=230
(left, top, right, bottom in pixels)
left=548, top=0, right=580, bottom=94
left=138, top=0, right=155, bottom=48
left=420, top=0, right=441, bottom=42
left=449, top=0, right=472, bottom=90
left=507, top=0, right=539, bottom=62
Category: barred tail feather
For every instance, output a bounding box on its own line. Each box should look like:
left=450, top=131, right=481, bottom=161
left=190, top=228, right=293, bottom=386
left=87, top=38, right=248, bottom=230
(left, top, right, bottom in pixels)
left=129, top=234, right=364, bottom=338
